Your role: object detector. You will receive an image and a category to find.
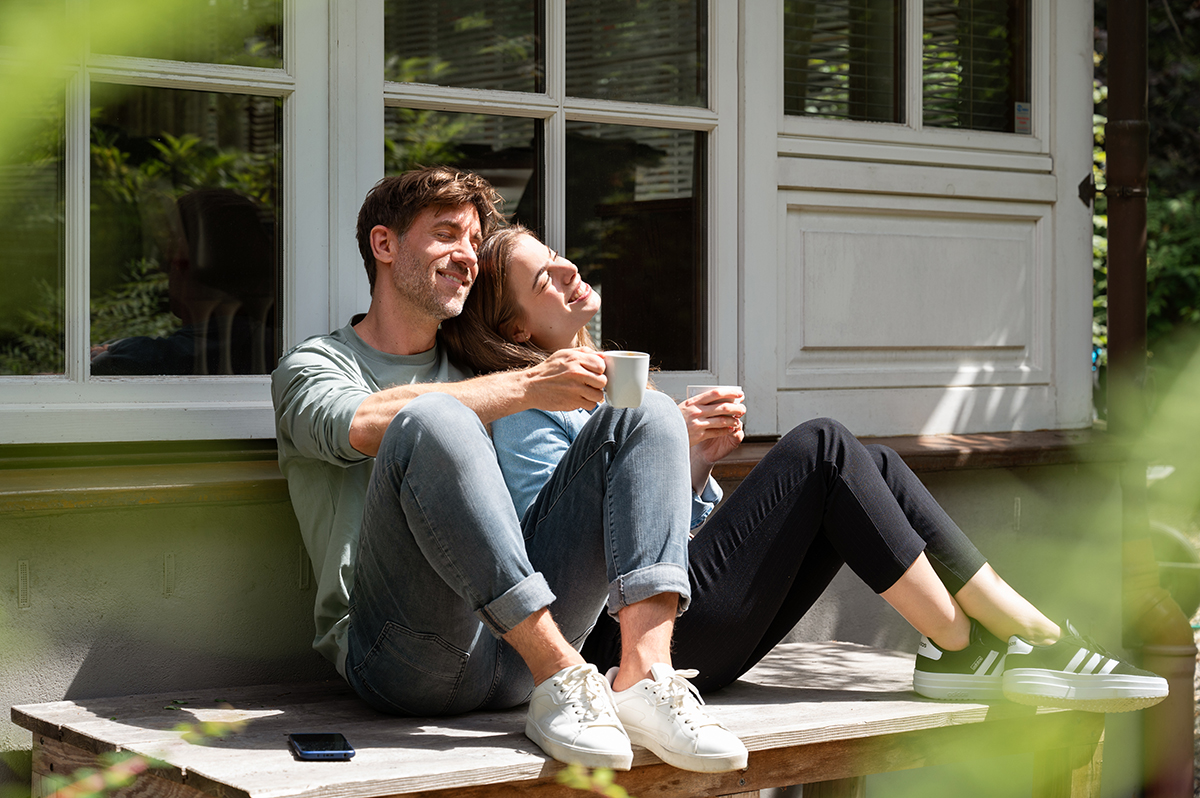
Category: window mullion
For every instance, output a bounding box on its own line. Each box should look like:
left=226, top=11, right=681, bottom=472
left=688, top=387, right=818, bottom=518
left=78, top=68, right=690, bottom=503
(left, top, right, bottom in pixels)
left=65, top=67, right=90, bottom=382
left=543, top=0, right=566, bottom=249
left=906, top=0, right=923, bottom=130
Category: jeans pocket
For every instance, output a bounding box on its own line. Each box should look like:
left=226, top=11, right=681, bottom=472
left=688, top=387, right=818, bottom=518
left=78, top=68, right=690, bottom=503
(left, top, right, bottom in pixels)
left=351, top=621, right=468, bottom=716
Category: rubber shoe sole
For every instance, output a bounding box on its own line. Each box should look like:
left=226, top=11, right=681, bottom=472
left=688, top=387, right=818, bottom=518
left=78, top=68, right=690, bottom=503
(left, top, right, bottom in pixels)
left=1003, top=670, right=1168, bottom=713
left=622, top=726, right=746, bottom=772
left=525, top=716, right=633, bottom=770
left=913, top=671, right=1005, bottom=701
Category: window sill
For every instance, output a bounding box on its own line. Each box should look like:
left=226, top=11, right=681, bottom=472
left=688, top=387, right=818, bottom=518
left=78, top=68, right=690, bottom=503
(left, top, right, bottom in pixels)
left=713, top=428, right=1125, bottom=482
left=1, top=429, right=1123, bottom=515
left=0, top=460, right=289, bottom=515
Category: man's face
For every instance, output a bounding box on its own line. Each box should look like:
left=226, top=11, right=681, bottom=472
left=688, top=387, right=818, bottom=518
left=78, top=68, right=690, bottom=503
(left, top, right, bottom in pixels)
left=388, top=203, right=482, bottom=322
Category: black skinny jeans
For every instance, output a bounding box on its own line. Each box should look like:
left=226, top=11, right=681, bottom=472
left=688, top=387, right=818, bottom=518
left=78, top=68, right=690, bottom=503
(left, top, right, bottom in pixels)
left=580, top=417, right=988, bottom=692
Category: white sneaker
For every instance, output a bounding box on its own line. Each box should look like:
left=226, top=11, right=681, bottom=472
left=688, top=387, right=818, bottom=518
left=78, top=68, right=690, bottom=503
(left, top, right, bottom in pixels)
left=607, top=664, right=748, bottom=772
left=525, top=663, right=633, bottom=770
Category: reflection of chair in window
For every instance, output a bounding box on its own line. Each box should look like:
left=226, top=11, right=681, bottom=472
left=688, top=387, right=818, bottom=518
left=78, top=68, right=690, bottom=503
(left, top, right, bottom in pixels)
left=175, top=189, right=275, bottom=374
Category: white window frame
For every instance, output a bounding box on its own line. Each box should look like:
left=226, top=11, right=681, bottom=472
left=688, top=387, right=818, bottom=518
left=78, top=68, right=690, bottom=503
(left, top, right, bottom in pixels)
left=0, top=0, right=739, bottom=445
left=0, top=1, right=326, bottom=445
left=352, top=0, right=741, bottom=401
left=776, top=0, right=1053, bottom=172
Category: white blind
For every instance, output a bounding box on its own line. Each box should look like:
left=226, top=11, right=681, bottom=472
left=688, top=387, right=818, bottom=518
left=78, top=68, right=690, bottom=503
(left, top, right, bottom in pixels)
left=922, top=0, right=1029, bottom=132
left=784, top=0, right=902, bottom=122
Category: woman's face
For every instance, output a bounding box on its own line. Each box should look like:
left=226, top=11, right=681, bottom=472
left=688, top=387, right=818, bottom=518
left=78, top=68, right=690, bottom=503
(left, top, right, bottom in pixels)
left=506, top=233, right=601, bottom=351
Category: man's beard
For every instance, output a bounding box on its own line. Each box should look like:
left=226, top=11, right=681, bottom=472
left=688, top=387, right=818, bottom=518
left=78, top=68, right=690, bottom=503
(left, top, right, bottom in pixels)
left=391, top=249, right=468, bottom=321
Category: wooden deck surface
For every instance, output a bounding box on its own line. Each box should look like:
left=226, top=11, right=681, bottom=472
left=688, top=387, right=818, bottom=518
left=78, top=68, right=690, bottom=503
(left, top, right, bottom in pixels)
left=12, top=642, right=1103, bottom=798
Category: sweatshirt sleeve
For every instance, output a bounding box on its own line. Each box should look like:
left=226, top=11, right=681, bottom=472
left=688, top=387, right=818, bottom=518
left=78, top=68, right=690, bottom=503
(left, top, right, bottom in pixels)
left=272, top=344, right=373, bottom=466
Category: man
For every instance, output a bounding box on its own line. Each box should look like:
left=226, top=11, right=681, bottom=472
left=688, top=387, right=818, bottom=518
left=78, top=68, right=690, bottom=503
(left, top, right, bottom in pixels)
left=271, top=167, right=747, bottom=773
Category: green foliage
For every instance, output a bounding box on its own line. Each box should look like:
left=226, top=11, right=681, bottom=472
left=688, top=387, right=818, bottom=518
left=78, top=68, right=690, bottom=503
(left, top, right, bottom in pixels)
left=92, top=258, right=180, bottom=345
left=38, top=751, right=151, bottom=798
left=8, top=717, right=244, bottom=798
left=0, top=259, right=180, bottom=375
left=1146, top=193, right=1200, bottom=342
left=0, top=280, right=65, bottom=375
left=556, top=764, right=632, bottom=797
left=2, top=107, right=276, bottom=374
left=383, top=57, right=475, bottom=174
left=1092, top=0, right=1200, bottom=408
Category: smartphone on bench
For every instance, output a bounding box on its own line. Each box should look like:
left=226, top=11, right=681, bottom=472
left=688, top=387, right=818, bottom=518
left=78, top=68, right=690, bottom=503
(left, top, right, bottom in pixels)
left=288, top=732, right=355, bottom=761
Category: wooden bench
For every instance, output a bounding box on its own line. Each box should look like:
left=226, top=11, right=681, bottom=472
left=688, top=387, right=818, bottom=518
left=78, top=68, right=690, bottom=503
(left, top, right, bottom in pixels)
left=13, top=642, right=1104, bottom=798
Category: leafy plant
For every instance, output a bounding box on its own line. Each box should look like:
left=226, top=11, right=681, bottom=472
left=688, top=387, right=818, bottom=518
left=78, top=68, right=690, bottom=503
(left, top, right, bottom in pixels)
left=557, top=764, right=633, bottom=797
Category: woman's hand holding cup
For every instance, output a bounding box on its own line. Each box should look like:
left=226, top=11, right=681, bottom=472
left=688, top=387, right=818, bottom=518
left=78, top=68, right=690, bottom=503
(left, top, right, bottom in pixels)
left=680, top=385, right=746, bottom=465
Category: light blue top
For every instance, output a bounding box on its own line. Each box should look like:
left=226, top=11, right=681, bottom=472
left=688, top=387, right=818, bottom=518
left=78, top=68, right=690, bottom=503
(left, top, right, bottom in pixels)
left=491, top=405, right=722, bottom=529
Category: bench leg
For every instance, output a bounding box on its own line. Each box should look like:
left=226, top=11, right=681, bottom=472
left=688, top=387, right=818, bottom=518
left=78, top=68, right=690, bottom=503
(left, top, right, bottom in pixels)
left=803, top=776, right=867, bottom=798
left=1033, top=739, right=1104, bottom=798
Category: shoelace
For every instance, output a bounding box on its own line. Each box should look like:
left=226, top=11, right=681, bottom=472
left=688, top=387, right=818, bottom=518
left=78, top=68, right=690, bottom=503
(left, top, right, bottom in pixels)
left=1061, top=620, right=1112, bottom=659
left=650, top=669, right=719, bottom=731
left=557, top=665, right=619, bottom=722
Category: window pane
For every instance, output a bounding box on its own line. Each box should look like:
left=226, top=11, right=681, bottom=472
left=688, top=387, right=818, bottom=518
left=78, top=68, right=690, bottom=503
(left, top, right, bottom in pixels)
left=565, top=122, right=706, bottom=371
left=384, top=1, right=543, bottom=93
left=385, top=108, right=542, bottom=231
left=566, top=0, right=707, bottom=107
left=784, top=0, right=903, bottom=122
left=89, top=84, right=282, bottom=376
left=0, top=103, right=65, bottom=376
left=89, top=0, right=282, bottom=68
left=923, top=0, right=1030, bottom=132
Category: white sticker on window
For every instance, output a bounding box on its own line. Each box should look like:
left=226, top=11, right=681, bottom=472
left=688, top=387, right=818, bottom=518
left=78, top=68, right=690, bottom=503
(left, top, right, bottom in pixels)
left=1015, top=102, right=1032, bottom=134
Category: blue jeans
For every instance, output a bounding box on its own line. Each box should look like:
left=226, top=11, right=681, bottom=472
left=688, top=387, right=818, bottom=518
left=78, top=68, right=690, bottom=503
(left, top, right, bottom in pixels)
left=344, top=391, right=692, bottom=716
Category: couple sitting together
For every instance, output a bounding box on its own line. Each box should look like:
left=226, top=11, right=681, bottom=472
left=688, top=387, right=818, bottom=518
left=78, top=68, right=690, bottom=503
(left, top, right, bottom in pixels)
left=272, top=166, right=1168, bottom=773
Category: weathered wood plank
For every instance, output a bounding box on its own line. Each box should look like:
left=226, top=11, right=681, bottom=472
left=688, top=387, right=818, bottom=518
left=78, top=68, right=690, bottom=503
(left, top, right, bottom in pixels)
left=32, top=738, right=205, bottom=798
left=12, top=643, right=1104, bottom=798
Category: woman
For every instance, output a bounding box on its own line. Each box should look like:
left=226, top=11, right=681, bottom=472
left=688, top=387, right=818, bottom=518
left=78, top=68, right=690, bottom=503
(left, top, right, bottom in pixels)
left=440, top=224, right=1168, bottom=714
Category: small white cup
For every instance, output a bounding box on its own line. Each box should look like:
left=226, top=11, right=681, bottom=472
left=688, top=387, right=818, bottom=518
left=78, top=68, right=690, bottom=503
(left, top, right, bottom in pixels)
left=602, top=351, right=650, bottom=408
left=686, top=385, right=743, bottom=400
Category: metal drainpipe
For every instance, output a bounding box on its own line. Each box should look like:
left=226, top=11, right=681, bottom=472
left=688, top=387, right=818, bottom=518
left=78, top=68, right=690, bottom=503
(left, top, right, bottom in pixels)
left=1105, top=0, right=1196, bottom=795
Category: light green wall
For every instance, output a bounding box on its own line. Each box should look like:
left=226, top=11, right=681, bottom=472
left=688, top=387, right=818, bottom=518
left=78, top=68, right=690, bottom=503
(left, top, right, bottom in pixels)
left=0, top=493, right=331, bottom=758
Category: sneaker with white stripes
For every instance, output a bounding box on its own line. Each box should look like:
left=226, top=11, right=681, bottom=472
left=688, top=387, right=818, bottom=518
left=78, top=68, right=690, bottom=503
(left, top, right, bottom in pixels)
left=912, top=620, right=1007, bottom=701
left=1002, top=620, right=1169, bottom=713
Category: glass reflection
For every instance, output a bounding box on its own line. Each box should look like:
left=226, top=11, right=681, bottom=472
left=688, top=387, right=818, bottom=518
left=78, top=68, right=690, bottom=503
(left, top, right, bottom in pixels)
left=89, top=84, right=281, bottom=376
left=565, top=122, right=706, bottom=371
left=384, top=0, right=542, bottom=93
left=923, top=0, right=1030, bottom=132
left=89, top=0, right=282, bottom=68
left=385, top=108, right=542, bottom=230
left=566, top=0, right=707, bottom=108
left=783, top=0, right=902, bottom=122
left=0, top=101, right=65, bottom=376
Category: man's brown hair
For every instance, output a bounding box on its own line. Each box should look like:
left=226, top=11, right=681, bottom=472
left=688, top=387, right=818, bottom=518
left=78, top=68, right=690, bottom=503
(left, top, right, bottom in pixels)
left=355, top=166, right=503, bottom=293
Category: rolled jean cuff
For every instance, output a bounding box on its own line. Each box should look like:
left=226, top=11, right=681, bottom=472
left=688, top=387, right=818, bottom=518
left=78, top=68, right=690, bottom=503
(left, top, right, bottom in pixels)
left=478, top=572, right=557, bottom=637
left=607, top=562, right=692, bottom=617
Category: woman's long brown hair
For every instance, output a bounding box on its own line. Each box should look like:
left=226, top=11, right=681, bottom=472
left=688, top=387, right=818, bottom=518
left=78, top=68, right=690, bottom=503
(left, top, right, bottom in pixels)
left=440, top=225, right=597, bottom=375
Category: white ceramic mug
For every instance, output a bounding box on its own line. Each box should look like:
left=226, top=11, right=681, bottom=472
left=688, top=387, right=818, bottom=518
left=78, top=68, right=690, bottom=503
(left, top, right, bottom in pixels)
left=602, top=351, right=650, bottom=408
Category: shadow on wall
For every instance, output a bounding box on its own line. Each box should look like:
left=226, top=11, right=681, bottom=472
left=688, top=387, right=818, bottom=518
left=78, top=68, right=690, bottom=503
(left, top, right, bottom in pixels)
left=64, top=628, right=332, bottom=702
